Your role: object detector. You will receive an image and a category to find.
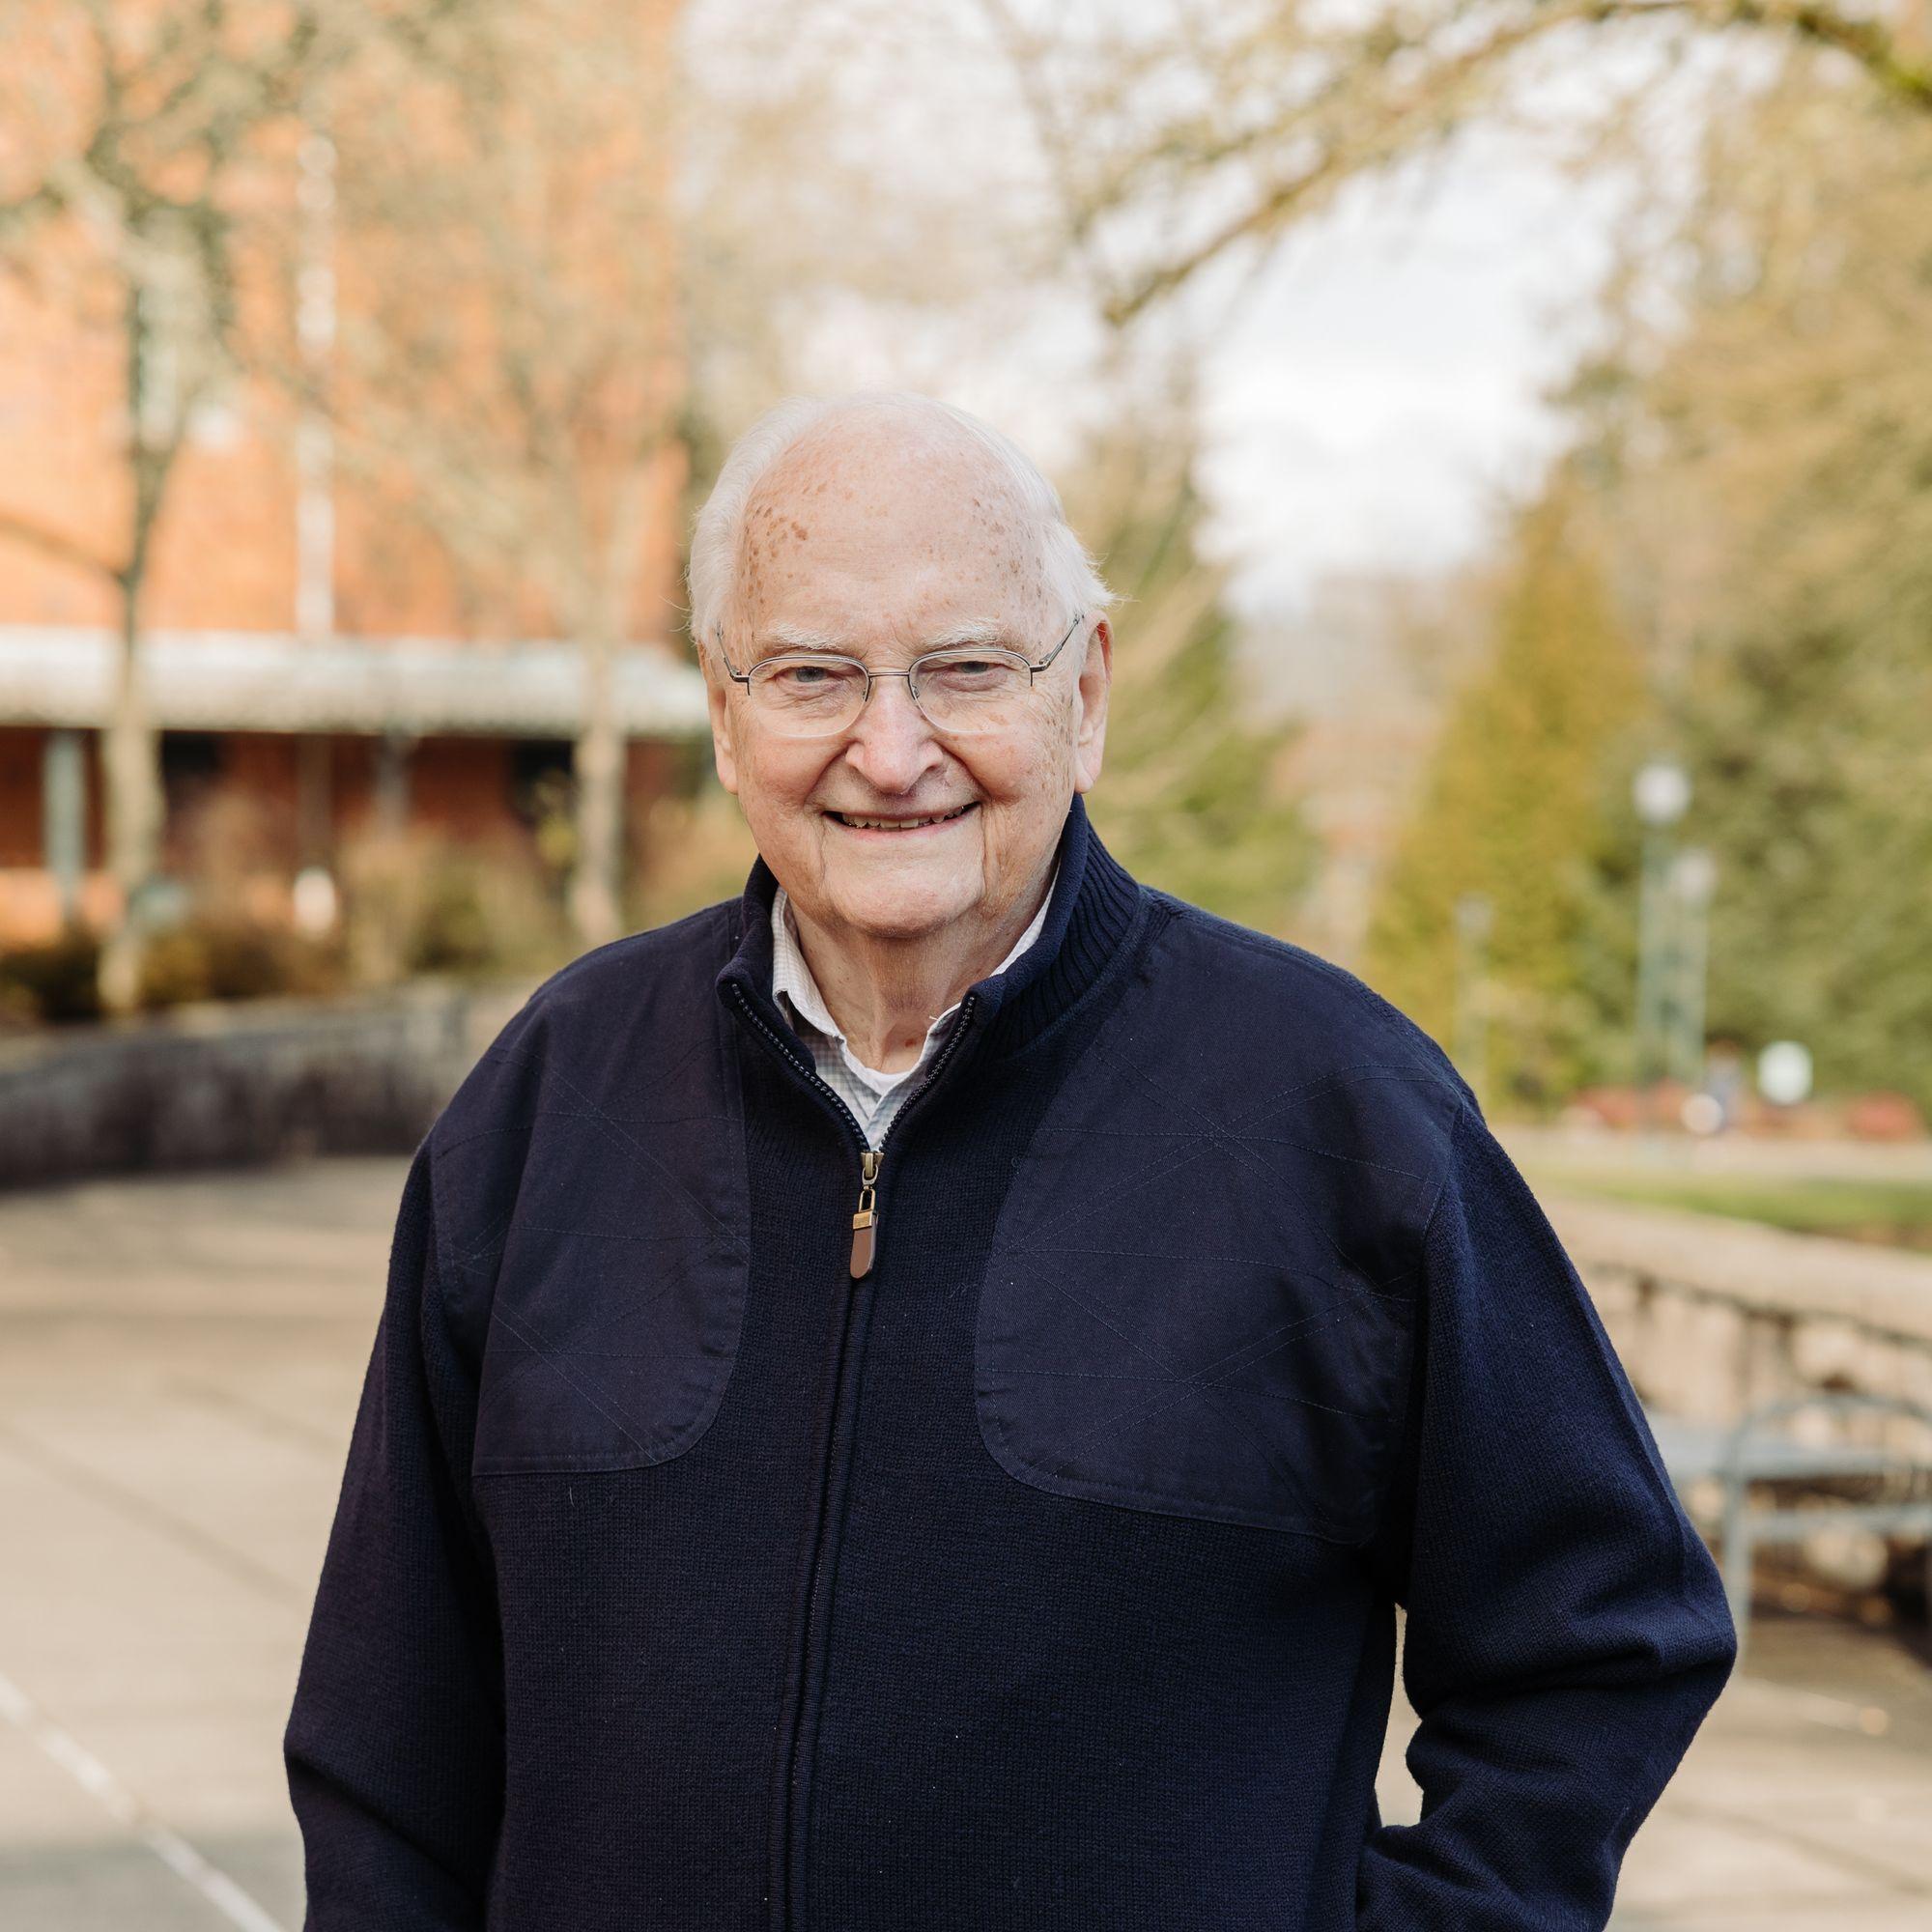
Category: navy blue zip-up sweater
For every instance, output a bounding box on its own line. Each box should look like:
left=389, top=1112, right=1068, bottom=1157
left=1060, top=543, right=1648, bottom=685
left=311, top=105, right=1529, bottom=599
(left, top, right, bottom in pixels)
left=284, top=793, right=1737, bottom=1930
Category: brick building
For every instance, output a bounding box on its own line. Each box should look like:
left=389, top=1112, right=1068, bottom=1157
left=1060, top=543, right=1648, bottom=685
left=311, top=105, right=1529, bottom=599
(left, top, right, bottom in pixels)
left=0, top=628, right=706, bottom=939
left=0, top=4, right=704, bottom=948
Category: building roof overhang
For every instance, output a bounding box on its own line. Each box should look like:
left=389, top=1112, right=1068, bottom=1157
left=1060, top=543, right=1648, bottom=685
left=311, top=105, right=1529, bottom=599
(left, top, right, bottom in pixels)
left=0, top=625, right=710, bottom=740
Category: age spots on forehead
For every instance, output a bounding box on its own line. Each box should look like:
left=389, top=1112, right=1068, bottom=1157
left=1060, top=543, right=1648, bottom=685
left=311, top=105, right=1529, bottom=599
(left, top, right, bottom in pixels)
left=790, top=521, right=810, bottom=541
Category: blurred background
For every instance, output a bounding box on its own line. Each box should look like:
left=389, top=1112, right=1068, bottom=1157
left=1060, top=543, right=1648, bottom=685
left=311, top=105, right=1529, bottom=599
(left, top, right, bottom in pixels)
left=2, top=0, right=1930, bottom=1925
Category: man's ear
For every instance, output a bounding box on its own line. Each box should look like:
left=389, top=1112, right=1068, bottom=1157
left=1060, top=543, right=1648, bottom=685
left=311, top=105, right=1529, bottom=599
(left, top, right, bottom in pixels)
left=1071, top=616, right=1112, bottom=794
left=704, top=649, right=741, bottom=795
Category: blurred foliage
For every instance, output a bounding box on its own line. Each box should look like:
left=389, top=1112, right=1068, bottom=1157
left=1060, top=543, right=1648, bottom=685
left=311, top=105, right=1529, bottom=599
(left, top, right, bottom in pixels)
left=0, top=919, right=338, bottom=1022
left=0, top=822, right=581, bottom=1023
left=336, top=826, right=576, bottom=986
left=625, top=738, right=760, bottom=932
left=969, top=0, right=1932, bottom=329
left=1057, top=407, right=1318, bottom=934
left=1361, top=53, right=1932, bottom=1120
left=138, top=919, right=341, bottom=1009
left=0, top=931, right=105, bottom=1027
left=1559, top=56, right=1932, bottom=1119
left=1364, top=480, right=1652, bottom=1117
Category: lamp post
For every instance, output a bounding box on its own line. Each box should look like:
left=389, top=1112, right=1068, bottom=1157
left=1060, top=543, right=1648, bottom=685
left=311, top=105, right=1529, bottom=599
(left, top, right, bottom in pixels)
left=1669, top=845, right=1718, bottom=1095
left=42, top=730, right=86, bottom=928
left=1634, top=759, right=1690, bottom=1140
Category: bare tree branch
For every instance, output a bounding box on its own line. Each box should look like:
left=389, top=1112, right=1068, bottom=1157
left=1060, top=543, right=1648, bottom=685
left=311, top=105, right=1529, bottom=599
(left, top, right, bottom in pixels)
left=0, top=508, right=119, bottom=581
left=1078, top=0, right=1932, bottom=327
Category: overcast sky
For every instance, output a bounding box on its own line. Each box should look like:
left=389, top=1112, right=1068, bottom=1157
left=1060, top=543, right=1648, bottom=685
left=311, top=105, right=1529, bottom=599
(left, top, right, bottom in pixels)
left=1194, top=129, right=1631, bottom=619
left=683, top=3, right=1697, bottom=626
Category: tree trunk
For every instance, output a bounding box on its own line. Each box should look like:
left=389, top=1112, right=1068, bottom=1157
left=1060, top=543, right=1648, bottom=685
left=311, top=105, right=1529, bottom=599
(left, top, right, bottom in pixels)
left=96, top=582, right=164, bottom=1013
left=568, top=461, right=659, bottom=950
left=569, top=618, right=625, bottom=949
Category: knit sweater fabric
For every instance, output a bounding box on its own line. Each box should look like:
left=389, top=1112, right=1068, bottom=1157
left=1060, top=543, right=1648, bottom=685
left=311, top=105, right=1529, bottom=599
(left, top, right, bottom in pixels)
left=284, top=791, right=1738, bottom=1931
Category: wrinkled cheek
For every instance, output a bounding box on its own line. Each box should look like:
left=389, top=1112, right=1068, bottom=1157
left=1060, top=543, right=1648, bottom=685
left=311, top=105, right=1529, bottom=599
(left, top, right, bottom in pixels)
left=740, top=745, right=839, bottom=836
left=980, top=717, right=1073, bottom=804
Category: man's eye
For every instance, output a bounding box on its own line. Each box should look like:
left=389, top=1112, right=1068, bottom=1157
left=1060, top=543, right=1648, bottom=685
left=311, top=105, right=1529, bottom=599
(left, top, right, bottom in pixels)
left=769, top=662, right=854, bottom=694
left=926, top=658, right=1009, bottom=686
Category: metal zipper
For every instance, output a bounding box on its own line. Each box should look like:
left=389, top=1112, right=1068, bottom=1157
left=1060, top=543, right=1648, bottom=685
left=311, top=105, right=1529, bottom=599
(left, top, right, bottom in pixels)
left=726, top=981, right=983, bottom=1276
left=848, top=1148, right=880, bottom=1278
left=724, top=978, right=981, bottom=1929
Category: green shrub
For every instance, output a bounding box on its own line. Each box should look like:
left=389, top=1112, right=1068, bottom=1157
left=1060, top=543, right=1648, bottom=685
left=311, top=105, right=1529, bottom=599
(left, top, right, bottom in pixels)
left=137, top=918, right=342, bottom=1009
left=337, top=825, right=573, bottom=986
left=0, top=930, right=104, bottom=1024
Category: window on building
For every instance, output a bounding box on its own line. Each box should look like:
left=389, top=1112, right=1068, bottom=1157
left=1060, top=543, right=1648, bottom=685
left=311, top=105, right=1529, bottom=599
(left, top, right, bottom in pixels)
left=508, top=739, right=575, bottom=828
left=160, top=731, right=225, bottom=794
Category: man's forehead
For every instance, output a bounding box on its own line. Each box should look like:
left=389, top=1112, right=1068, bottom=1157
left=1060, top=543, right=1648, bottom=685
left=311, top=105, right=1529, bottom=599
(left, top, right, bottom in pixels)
left=755, top=412, right=998, bottom=494
left=751, top=608, right=1026, bottom=654
left=735, top=429, right=1052, bottom=635
left=740, top=569, right=1047, bottom=649
left=746, top=429, right=1019, bottom=540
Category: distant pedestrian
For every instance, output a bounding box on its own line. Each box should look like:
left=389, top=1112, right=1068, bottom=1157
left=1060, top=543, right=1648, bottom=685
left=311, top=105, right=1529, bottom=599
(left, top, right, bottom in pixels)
left=1705, top=1037, right=1747, bottom=1131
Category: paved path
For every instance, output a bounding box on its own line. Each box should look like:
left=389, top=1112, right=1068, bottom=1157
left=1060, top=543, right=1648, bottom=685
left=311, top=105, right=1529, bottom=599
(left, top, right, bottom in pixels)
left=0, top=1162, right=389, bottom=1929
left=1, top=1158, right=1927, bottom=1928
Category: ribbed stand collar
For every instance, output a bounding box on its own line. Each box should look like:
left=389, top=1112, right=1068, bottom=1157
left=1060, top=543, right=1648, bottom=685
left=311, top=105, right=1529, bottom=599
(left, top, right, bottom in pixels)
left=715, top=791, right=1150, bottom=1065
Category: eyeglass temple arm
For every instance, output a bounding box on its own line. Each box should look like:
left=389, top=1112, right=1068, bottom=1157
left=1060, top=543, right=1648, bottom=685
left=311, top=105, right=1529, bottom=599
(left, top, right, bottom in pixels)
left=1031, top=610, right=1089, bottom=673
left=711, top=625, right=751, bottom=684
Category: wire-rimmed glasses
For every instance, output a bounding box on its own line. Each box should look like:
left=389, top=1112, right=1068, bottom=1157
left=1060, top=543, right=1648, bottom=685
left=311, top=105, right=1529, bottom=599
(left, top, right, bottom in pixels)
left=713, top=610, right=1089, bottom=739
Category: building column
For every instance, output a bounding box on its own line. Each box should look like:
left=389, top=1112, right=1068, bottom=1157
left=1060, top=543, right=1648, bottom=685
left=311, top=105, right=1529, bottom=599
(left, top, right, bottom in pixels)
left=298, top=733, right=333, bottom=866
left=43, top=728, right=86, bottom=927
left=374, top=730, right=413, bottom=835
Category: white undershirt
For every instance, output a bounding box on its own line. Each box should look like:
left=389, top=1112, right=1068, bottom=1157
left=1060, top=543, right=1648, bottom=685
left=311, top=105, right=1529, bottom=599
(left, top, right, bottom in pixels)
left=770, top=867, right=1056, bottom=1147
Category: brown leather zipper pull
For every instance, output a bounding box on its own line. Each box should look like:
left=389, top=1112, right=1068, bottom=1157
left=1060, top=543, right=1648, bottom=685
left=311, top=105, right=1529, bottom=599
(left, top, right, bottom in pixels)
left=849, top=1147, right=881, bottom=1278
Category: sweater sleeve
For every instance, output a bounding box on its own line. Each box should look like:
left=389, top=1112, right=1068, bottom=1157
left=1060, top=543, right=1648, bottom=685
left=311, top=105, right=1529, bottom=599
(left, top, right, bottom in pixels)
left=284, top=1140, right=504, bottom=1929
left=1355, top=1096, right=1737, bottom=1930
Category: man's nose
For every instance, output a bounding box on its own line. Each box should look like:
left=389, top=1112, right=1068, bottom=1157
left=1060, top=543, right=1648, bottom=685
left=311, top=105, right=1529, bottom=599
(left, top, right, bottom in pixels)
left=841, top=675, right=945, bottom=793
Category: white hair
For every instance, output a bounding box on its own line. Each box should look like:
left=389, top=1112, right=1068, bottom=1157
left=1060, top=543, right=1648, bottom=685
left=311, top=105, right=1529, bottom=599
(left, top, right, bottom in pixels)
left=685, top=389, right=1115, bottom=659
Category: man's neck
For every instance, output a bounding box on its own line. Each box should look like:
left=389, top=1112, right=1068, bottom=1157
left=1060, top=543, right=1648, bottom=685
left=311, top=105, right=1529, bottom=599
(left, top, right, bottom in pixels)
left=785, top=862, right=1056, bottom=1074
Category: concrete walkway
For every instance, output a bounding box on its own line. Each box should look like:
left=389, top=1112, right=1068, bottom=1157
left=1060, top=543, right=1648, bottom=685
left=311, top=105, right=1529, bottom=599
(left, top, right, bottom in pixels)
left=1, top=1157, right=1927, bottom=1929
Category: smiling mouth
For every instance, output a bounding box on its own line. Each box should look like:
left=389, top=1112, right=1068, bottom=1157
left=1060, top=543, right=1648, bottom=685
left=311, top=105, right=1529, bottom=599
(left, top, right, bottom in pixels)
left=828, top=802, right=979, bottom=832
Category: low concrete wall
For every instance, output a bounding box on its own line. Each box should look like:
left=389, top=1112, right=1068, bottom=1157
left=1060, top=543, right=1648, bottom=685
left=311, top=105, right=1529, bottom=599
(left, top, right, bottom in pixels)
left=0, top=982, right=531, bottom=1190
left=9, top=1021, right=1931, bottom=1423
left=1539, top=1191, right=1932, bottom=1594
left=1541, top=1190, right=1932, bottom=1418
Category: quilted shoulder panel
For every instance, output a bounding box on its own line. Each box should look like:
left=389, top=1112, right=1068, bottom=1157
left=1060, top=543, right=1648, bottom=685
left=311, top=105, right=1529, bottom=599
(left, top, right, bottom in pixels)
left=428, top=905, right=753, bottom=1477
left=976, top=904, right=1461, bottom=1543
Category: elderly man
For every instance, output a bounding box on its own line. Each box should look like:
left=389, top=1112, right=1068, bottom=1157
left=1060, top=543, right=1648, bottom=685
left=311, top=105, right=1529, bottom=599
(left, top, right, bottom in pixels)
left=285, top=390, right=1736, bottom=1931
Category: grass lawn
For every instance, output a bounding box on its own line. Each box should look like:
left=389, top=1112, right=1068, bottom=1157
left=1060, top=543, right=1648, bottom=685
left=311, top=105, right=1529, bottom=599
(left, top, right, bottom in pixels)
left=1516, top=1167, right=1932, bottom=1254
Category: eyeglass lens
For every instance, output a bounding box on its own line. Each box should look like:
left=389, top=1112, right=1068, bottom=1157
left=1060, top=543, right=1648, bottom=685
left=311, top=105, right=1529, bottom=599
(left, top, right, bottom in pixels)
left=746, top=650, right=1034, bottom=738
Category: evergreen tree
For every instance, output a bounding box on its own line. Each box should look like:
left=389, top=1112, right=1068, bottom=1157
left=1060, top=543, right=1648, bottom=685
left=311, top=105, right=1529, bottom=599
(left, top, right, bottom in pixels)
left=1675, top=600, right=1932, bottom=1115
left=1364, top=480, right=1650, bottom=1114
left=1068, top=422, right=1318, bottom=937
left=1565, top=60, right=1932, bottom=1118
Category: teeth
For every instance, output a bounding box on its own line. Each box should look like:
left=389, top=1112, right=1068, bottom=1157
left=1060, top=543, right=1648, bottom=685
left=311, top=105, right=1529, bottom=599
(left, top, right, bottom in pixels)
left=838, top=804, right=972, bottom=831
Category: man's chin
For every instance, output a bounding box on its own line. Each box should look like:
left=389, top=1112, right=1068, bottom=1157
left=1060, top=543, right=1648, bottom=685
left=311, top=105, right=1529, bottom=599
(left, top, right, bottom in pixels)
left=818, top=867, right=980, bottom=945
